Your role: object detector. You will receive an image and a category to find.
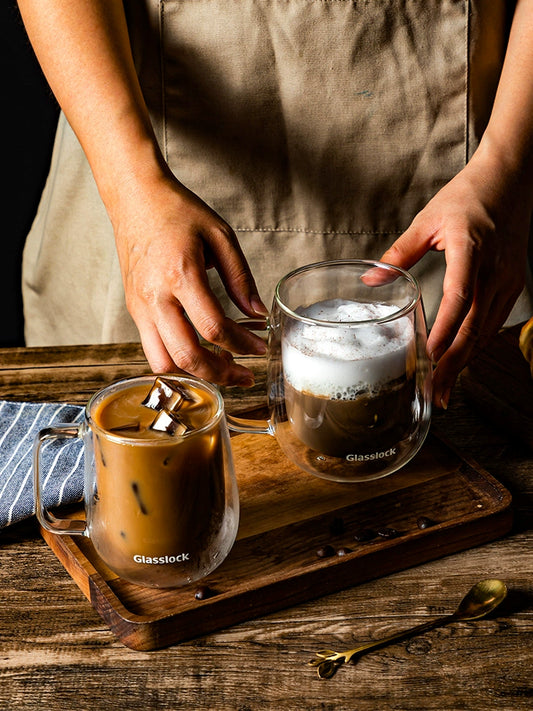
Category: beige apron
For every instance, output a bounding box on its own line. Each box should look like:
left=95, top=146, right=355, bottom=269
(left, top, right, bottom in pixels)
left=22, top=0, right=532, bottom=346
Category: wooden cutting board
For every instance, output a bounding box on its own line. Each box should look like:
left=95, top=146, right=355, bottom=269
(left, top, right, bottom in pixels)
left=461, top=324, right=533, bottom=450
left=40, top=428, right=512, bottom=651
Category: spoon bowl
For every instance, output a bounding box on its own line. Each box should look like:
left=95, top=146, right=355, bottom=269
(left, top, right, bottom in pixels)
left=454, top=578, right=507, bottom=621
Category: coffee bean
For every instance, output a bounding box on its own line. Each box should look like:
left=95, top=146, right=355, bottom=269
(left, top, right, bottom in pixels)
left=336, top=547, right=352, bottom=556
left=353, top=528, right=376, bottom=542
left=316, top=545, right=335, bottom=559
left=377, top=527, right=399, bottom=539
left=417, top=516, right=434, bottom=530
left=194, top=586, right=212, bottom=601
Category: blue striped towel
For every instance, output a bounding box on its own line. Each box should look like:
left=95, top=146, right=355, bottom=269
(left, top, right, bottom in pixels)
left=0, top=400, right=85, bottom=529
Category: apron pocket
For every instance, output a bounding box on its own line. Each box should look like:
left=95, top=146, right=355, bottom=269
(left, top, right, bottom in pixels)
left=157, top=0, right=468, bottom=235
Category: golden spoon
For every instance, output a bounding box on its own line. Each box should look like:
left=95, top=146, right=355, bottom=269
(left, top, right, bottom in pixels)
left=309, top=579, right=507, bottom=679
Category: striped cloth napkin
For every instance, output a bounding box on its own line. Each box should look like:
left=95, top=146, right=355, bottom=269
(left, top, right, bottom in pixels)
left=0, top=400, right=85, bottom=529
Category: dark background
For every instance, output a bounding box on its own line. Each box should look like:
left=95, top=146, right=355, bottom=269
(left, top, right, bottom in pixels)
left=3, top=1, right=59, bottom=346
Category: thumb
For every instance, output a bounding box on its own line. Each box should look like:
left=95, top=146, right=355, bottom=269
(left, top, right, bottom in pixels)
left=380, top=217, right=434, bottom=270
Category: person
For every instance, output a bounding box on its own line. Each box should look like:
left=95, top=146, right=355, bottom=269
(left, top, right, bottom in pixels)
left=17, top=0, right=533, bottom=410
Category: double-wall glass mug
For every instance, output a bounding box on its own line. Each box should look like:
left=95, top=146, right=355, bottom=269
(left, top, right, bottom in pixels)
left=34, top=374, right=239, bottom=588
left=228, top=260, right=432, bottom=482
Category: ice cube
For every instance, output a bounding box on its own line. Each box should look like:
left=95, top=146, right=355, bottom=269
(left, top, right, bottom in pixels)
left=149, top=408, right=190, bottom=436
left=142, top=377, right=193, bottom=412
left=108, top=421, right=141, bottom=434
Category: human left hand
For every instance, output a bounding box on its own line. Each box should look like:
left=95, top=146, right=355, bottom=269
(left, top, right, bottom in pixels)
left=380, top=153, right=531, bottom=409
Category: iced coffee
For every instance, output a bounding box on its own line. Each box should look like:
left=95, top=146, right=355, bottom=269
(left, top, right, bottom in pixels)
left=86, top=375, right=237, bottom=587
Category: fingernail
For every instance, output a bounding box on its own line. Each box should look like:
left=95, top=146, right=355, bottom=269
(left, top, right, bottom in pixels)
left=428, top=346, right=443, bottom=365
left=250, top=295, right=269, bottom=316
left=254, top=338, right=267, bottom=355
left=233, top=365, right=255, bottom=387
left=440, top=388, right=451, bottom=410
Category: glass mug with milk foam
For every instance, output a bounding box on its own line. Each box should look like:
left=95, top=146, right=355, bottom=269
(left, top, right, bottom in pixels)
left=227, top=260, right=432, bottom=482
left=34, top=374, right=239, bottom=588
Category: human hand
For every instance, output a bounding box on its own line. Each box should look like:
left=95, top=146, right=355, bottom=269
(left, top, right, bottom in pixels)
left=380, top=155, right=531, bottom=408
left=112, top=172, right=268, bottom=386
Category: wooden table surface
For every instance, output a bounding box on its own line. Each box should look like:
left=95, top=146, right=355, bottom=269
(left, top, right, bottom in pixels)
left=0, top=342, right=531, bottom=711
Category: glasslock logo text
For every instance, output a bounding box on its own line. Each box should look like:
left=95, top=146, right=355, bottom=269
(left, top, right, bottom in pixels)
left=133, top=553, right=190, bottom=565
left=346, top=447, right=397, bottom=462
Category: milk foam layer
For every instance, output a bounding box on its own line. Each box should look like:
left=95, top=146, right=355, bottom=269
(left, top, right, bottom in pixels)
left=282, top=299, right=414, bottom=399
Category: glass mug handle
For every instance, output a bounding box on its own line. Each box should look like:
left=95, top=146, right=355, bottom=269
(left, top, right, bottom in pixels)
left=221, top=317, right=274, bottom=436
left=33, top=424, right=87, bottom=535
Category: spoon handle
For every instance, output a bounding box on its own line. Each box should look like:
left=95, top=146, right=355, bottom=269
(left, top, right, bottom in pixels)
left=311, top=613, right=455, bottom=677
left=341, top=613, right=454, bottom=662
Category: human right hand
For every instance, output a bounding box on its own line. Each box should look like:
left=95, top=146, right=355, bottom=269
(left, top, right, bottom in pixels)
left=112, top=171, right=268, bottom=386
left=16, top=0, right=267, bottom=386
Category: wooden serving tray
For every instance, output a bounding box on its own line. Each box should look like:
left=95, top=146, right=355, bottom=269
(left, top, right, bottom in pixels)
left=41, top=428, right=512, bottom=651
left=461, top=324, right=533, bottom=450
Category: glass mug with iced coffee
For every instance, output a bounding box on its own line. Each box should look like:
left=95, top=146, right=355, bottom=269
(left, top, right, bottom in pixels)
left=34, top=375, right=239, bottom=588
left=228, top=260, right=432, bottom=482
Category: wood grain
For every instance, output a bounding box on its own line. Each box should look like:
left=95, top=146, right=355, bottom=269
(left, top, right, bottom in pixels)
left=0, top=337, right=531, bottom=710
left=39, top=430, right=512, bottom=650
left=462, top=325, right=533, bottom=449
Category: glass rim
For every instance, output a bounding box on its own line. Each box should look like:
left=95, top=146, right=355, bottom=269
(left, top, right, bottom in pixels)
left=274, top=259, right=421, bottom=327
left=85, top=373, right=225, bottom=444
